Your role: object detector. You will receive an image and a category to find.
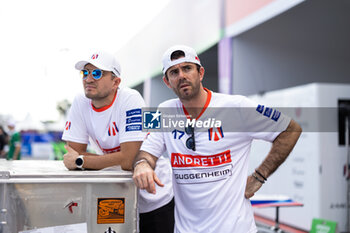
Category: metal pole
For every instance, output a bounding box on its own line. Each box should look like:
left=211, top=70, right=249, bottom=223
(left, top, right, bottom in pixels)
left=275, top=206, right=279, bottom=231
left=346, top=115, right=350, bottom=232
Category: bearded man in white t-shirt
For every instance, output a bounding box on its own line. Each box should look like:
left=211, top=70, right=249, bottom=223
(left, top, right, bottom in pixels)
left=132, top=45, right=302, bottom=233
left=62, top=51, right=174, bottom=233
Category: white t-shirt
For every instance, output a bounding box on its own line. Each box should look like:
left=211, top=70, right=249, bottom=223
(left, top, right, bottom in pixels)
left=62, top=87, right=173, bottom=213
left=140, top=90, right=291, bottom=233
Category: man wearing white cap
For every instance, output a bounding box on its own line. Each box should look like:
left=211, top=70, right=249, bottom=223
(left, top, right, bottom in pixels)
left=132, top=45, right=302, bottom=232
left=62, top=51, right=174, bottom=233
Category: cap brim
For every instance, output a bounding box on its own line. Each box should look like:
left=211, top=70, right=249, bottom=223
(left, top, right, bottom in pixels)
left=163, top=58, right=201, bottom=74
left=75, top=61, right=89, bottom=70
left=74, top=60, right=111, bottom=71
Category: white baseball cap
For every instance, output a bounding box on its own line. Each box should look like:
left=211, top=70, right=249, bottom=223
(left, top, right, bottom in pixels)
left=162, top=45, right=201, bottom=74
left=7, top=119, right=16, bottom=127
left=75, top=51, right=121, bottom=77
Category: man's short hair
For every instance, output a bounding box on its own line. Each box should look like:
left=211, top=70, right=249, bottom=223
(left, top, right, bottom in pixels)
left=170, top=50, right=186, bottom=61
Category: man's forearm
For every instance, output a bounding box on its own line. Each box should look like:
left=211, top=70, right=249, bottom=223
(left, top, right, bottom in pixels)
left=68, top=147, right=126, bottom=170
left=82, top=152, right=125, bottom=170
left=133, top=150, right=158, bottom=170
left=81, top=150, right=140, bottom=170
left=66, top=141, right=142, bottom=170
left=256, top=119, right=302, bottom=179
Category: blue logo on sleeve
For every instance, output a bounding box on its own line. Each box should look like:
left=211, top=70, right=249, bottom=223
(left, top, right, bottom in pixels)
left=126, top=124, right=142, bottom=132
left=126, top=117, right=142, bottom=124
left=271, top=110, right=281, bottom=121
left=256, top=105, right=264, bottom=113
left=143, top=110, right=161, bottom=129
left=256, top=104, right=280, bottom=122
left=126, top=108, right=142, bottom=117
left=263, top=107, right=273, bottom=118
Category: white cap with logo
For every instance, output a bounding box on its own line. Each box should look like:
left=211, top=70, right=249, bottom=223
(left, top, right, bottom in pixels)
left=75, top=51, right=121, bottom=77
left=162, top=45, right=201, bottom=74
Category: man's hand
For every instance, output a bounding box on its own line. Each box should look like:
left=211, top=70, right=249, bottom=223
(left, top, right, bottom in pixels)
left=132, top=160, right=164, bottom=194
left=63, top=145, right=80, bottom=170
left=244, top=174, right=263, bottom=199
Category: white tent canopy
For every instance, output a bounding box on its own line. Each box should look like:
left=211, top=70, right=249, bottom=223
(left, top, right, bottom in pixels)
left=17, top=114, right=45, bottom=131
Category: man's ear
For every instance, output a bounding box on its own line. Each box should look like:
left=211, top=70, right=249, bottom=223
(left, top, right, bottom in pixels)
left=163, top=76, right=171, bottom=89
left=199, top=67, right=205, bottom=82
left=113, top=76, right=121, bottom=88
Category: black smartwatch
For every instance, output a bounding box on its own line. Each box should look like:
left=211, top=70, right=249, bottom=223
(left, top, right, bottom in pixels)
left=75, top=155, right=84, bottom=169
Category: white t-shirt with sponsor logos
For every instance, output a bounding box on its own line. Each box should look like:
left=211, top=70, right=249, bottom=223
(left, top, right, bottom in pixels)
left=62, top=87, right=173, bottom=213
left=140, top=90, right=291, bottom=233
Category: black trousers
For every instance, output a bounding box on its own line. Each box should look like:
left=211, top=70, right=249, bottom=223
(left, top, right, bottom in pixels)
left=139, top=198, right=175, bottom=233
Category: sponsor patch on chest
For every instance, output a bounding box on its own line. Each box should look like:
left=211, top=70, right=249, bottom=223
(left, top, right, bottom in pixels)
left=171, top=150, right=231, bottom=167
left=171, top=150, right=233, bottom=184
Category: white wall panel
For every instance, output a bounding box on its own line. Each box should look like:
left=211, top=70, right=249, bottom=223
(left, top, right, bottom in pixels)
left=116, top=0, right=222, bottom=88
